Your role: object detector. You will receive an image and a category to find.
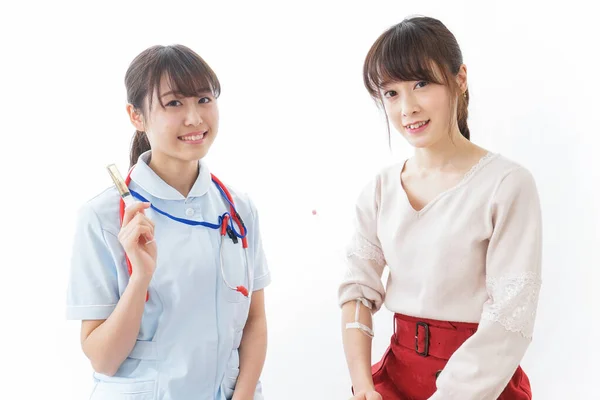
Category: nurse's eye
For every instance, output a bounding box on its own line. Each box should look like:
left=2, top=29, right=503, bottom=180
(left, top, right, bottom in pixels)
left=166, top=100, right=182, bottom=107
left=415, top=81, right=429, bottom=89
left=383, top=90, right=398, bottom=98
left=199, top=97, right=212, bottom=104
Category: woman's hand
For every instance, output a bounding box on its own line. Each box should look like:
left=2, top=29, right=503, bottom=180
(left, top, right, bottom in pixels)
left=350, top=390, right=383, bottom=400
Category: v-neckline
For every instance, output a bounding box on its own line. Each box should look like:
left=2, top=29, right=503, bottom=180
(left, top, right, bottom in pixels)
left=398, top=152, right=498, bottom=216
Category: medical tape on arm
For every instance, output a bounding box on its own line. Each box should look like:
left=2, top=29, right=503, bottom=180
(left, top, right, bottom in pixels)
left=345, top=297, right=374, bottom=338
left=343, top=233, right=377, bottom=338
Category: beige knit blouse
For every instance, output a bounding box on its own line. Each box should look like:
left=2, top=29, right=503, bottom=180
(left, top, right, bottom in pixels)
left=339, top=152, right=543, bottom=399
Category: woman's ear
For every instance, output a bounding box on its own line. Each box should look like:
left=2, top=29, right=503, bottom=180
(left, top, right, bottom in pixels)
left=456, top=64, right=468, bottom=93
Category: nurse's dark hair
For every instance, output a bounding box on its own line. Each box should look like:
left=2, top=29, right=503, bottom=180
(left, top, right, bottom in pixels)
left=363, top=16, right=470, bottom=145
left=125, top=44, right=221, bottom=168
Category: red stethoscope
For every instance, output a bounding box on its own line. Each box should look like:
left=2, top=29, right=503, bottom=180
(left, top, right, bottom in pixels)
left=119, top=166, right=250, bottom=302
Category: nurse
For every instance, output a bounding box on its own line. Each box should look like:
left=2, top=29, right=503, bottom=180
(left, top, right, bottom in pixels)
left=66, top=44, right=271, bottom=400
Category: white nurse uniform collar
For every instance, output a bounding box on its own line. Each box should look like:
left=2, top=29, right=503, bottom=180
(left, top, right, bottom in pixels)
left=130, top=150, right=211, bottom=200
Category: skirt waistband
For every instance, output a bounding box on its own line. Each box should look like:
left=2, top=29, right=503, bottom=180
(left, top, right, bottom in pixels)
left=393, top=313, right=479, bottom=359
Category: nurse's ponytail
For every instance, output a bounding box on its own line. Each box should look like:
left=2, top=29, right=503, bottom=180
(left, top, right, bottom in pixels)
left=130, top=130, right=151, bottom=169
left=124, top=44, right=221, bottom=169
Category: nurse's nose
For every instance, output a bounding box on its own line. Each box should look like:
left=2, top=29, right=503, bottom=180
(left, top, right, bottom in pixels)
left=185, top=104, right=204, bottom=126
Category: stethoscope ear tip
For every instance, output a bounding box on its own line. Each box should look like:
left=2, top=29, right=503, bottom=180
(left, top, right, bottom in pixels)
left=236, top=286, right=249, bottom=297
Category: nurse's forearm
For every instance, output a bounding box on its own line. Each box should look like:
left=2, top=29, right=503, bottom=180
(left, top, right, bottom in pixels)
left=234, top=312, right=267, bottom=399
left=82, top=274, right=150, bottom=376
left=342, top=300, right=375, bottom=394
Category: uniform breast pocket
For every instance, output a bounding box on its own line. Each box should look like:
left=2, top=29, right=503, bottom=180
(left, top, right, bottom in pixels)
left=219, top=237, right=252, bottom=304
left=90, top=380, right=155, bottom=400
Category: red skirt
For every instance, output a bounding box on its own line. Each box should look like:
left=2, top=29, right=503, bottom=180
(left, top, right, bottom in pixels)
left=370, top=313, right=532, bottom=400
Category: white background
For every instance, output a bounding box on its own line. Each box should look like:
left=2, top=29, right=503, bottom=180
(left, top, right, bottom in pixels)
left=0, top=1, right=598, bottom=399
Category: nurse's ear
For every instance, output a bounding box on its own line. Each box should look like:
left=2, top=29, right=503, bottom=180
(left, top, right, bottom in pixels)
left=126, top=104, right=145, bottom=132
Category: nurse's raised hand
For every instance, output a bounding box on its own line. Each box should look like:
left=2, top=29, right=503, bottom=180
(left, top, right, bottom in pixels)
left=118, top=201, right=157, bottom=281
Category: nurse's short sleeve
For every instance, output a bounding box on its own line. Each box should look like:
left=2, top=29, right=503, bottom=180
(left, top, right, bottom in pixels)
left=66, top=203, right=119, bottom=320
left=247, top=197, right=271, bottom=292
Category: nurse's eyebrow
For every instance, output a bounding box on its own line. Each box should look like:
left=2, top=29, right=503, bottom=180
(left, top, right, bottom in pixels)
left=160, top=90, right=212, bottom=98
left=160, top=91, right=179, bottom=98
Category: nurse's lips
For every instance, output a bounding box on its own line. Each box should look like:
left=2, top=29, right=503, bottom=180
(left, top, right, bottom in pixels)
left=178, top=131, right=207, bottom=144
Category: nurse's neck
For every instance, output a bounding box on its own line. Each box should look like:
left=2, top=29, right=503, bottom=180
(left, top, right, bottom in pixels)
left=148, top=153, right=199, bottom=198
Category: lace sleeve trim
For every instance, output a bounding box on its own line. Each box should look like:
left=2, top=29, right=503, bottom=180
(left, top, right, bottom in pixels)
left=345, top=233, right=385, bottom=266
left=481, top=271, right=541, bottom=339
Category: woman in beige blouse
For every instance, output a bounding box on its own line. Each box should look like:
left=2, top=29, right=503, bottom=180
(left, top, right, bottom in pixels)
left=340, top=16, right=541, bottom=400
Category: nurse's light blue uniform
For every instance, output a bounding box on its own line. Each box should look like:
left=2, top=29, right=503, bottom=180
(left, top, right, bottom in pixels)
left=66, top=151, right=271, bottom=400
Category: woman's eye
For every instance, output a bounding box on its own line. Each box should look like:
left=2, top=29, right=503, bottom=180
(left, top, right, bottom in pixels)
left=415, top=81, right=429, bottom=89
left=166, top=100, right=182, bottom=107
left=384, top=90, right=397, bottom=98
left=199, top=97, right=211, bottom=104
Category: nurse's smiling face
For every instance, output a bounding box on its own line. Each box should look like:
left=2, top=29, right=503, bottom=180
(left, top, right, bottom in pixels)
left=134, top=74, right=220, bottom=163
left=124, top=45, right=223, bottom=171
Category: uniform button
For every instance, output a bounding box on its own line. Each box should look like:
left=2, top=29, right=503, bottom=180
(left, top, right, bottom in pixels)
left=185, top=208, right=195, bottom=217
